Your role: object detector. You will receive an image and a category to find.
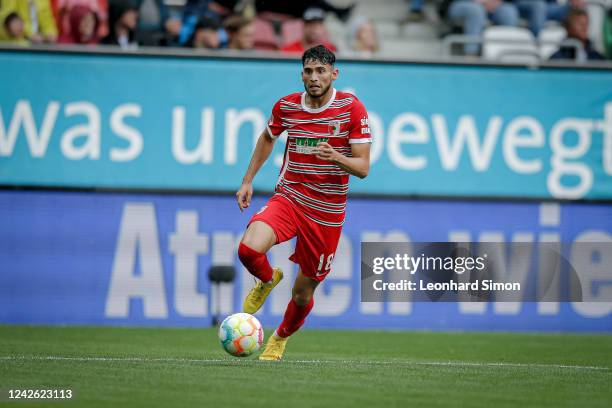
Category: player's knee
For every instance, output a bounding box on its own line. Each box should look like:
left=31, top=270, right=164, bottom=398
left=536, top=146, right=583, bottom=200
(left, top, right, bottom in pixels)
left=238, top=241, right=267, bottom=268
left=241, top=222, right=275, bottom=252
left=240, top=229, right=258, bottom=250
left=237, top=242, right=253, bottom=265
left=292, top=288, right=313, bottom=306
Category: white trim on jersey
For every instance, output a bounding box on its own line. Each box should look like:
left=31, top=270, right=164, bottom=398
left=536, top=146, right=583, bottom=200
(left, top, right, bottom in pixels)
left=280, top=184, right=346, bottom=214
left=273, top=191, right=344, bottom=227
left=302, top=183, right=348, bottom=195
left=267, top=125, right=281, bottom=139
left=311, top=182, right=349, bottom=189
left=288, top=161, right=341, bottom=170
left=287, top=130, right=350, bottom=138
left=276, top=144, right=290, bottom=185
left=302, top=211, right=345, bottom=227
left=300, top=88, right=337, bottom=114
left=282, top=112, right=350, bottom=125
left=330, top=100, right=353, bottom=108
left=349, top=138, right=372, bottom=144
left=280, top=181, right=346, bottom=207
left=281, top=100, right=301, bottom=107
left=286, top=166, right=347, bottom=176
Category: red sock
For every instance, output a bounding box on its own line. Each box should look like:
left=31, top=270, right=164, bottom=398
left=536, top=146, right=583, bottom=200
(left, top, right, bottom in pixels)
left=238, top=242, right=273, bottom=282
left=276, top=297, right=314, bottom=338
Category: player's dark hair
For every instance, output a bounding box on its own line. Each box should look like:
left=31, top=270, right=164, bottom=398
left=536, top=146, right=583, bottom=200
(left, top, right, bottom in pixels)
left=302, top=45, right=336, bottom=67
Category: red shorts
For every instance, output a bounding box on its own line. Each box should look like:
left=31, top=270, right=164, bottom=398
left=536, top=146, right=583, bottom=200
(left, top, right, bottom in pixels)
left=248, top=194, right=342, bottom=282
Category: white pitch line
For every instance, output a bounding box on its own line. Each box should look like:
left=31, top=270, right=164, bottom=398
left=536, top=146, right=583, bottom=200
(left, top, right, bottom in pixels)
left=0, top=355, right=609, bottom=371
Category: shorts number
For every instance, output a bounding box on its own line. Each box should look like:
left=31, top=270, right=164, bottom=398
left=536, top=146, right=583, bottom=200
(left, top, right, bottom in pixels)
left=317, top=253, right=335, bottom=274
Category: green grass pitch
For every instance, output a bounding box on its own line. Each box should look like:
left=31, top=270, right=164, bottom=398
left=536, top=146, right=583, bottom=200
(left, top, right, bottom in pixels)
left=1, top=325, right=611, bottom=407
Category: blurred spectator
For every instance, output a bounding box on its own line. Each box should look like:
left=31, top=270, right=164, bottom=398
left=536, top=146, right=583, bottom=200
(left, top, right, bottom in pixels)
left=447, top=0, right=519, bottom=55
left=101, top=1, right=138, bottom=48
left=514, top=0, right=581, bottom=35
left=224, top=14, right=254, bottom=50
left=345, top=16, right=380, bottom=57
left=2, top=12, right=29, bottom=45
left=255, top=0, right=354, bottom=22
left=0, top=0, right=58, bottom=44
left=179, top=0, right=232, bottom=46
left=137, top=0, right=181, bottom=45
left=281, top=7, right=336, bottom=53
left=58, top=4, right=100, bottom=44
left=605, top=8, right=612, bottom=59
left=185, top=16, right=220, bottom=49
left=404, top=0, right=425, bottom=23
left=550, top=8, right=604, bottom=61
left=51, top=0, right=108, bottom=39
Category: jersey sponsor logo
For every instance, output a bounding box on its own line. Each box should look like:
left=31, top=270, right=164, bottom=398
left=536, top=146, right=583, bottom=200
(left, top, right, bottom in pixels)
left=360, top=117, right=371, bottom=134
left=327, top=120, right=341, bottom=137
left=294, top=137, right=328, bottom=154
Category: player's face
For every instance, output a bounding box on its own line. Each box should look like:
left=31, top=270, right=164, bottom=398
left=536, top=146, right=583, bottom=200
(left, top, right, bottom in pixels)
left=301, top=59, right=338, bottom=98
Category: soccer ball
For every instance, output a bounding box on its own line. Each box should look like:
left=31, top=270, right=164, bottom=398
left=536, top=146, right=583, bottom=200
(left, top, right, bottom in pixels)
left=218, top=313, right=264, bottom=357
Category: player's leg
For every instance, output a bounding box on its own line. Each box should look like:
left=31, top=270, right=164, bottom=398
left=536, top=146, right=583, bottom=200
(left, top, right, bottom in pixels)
left=239, top=221, right=277, bottom=282
left=240, top=197, right=297, bottom=313
left=259, top=218, right=342, bottom=360
left=278, top=269, right=319, bottom=337
left=259, top=269, right=318, bottom=361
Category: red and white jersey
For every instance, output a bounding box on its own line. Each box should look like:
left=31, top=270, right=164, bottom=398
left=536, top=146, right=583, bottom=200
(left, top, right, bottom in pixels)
left=266, top=88, right=371, bottom=227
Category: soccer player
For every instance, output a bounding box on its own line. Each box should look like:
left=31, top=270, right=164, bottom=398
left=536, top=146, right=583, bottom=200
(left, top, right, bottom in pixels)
left=235, top=45, right=371, bottom=360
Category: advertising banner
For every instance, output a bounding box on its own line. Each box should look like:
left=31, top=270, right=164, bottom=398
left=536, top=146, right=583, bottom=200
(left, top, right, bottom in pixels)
left=1, top=50, right=612, bottom=199
left=1, top=190, right=610, bottom=331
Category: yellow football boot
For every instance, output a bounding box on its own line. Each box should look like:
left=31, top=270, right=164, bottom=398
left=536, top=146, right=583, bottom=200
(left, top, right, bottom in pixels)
left=243, top=268, right=283, bottom=314
left=258, top=332, right=288, bottom=361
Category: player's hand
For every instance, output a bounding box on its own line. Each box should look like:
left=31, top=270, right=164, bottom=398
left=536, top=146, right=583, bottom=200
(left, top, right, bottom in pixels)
left=236, top=183, right=253, bottom=212
left=315, top=142, right=339, bottom=162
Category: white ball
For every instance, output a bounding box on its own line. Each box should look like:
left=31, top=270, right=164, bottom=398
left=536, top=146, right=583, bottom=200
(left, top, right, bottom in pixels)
left=218, top=313, right=264, bottom=357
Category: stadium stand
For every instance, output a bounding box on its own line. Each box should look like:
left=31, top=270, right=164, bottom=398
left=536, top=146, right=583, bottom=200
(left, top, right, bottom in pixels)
left=252, top=17, right=277, bottom=49
left=0, top=0, right=609, bottom=63
left=586, top=0, right=612, bottom=51
left=538, top=24, right=567, bottom=58
left=482, top=26, right=539, bottom=63
left=281, top=18, right=306, bottom=47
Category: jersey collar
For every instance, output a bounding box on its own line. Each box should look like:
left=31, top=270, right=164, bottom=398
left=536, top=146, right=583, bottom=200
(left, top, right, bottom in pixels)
left=301, top=88, right=336, bottom=113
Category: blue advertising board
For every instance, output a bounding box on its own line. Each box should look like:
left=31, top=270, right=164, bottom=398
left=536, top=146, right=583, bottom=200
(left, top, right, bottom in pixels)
left=1, top=50, right=611, bottom=199
left=0, top=190, right=610, bottom=332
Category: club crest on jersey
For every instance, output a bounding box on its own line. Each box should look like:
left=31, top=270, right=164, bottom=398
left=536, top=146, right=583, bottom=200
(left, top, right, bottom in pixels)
left=327, top=120, right=341, bottom=137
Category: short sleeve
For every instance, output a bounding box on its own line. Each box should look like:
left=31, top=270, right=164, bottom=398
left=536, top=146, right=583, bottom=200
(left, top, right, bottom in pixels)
left=348, top=99, right=372, bottom=144
left=267, top=99, right=286, bottom=139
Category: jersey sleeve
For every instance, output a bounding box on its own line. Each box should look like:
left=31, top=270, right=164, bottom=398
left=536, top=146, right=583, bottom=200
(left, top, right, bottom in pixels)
left=266, top=99, right=286, bottom=139
left=348, top=98, right=372, bottom=144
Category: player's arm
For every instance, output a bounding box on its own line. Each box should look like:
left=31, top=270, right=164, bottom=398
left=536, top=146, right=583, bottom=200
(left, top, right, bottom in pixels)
left=236, top=128, right=276, bottom=211
left=315, top=141, right=370, bottom=179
